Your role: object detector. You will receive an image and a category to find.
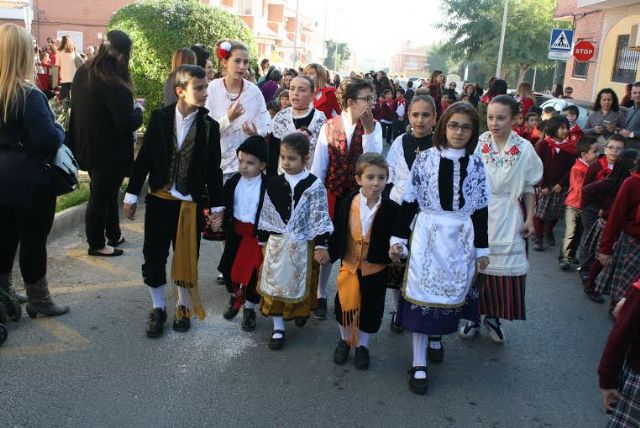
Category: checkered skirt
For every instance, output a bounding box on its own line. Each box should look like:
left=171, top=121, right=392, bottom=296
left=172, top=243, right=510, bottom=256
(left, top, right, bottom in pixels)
left=607, top=363, right=640, bottom=428
left=581, top=218, right=605, bottom=267
left=534, top=190, right=567, bottom=221
left=596, top=232, right=640, bottom=301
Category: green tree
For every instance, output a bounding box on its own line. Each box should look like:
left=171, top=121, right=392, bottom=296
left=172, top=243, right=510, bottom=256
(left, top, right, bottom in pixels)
left=109, top=0, right=255, bottom=121
left=426, top=44, right=451, bottom=74
left=323, top=40, right=351, bottom=71
left=438, top=0, right=570, bottom=85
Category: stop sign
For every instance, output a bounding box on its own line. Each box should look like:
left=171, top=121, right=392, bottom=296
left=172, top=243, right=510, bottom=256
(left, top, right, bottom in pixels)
left=574, top=40, right=595, bottom=62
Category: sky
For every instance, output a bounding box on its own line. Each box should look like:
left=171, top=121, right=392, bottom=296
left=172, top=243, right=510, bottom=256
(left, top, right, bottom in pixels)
left=299, top=0, right=447, bottom=67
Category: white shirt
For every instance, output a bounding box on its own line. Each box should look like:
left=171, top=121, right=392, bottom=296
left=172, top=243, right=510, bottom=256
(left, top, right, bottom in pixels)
left=310, top=112, right=383, bottom=182
left=55, top=50, right=77, bottom=84
left=234, top=174, right=262, bottom=223
left=359, top=191, right=381, bottom=237
left=284, top=169, right=310, bottom=193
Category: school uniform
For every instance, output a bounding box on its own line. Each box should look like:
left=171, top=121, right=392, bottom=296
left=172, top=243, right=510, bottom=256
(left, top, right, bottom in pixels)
left=560, top=158, right=590, bottom=262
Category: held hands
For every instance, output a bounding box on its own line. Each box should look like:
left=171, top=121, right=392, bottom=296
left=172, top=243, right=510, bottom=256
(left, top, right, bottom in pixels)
left=522, top=218, right=535, bottom=238
left=361, top=108, right=374, bottom=134
left=540, top=187, right=550, bottom=196
left=227, top=100, right=245, bottom=122
left=477, top=256, right=490, bottom=271
left=242, top=122, right=258, bottom=136
left=123, top=203, right=137, bottom=220
left=551, top=184, right=562, bottom=193
left=389, top=244, right=404, bottom=263
left=208, top=211, right=223, bottom=230
left=314, top=249, right=330, bottom=265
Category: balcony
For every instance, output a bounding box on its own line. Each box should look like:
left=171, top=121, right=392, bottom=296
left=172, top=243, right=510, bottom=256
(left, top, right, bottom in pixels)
left=578, top=0, right=640, bottom=10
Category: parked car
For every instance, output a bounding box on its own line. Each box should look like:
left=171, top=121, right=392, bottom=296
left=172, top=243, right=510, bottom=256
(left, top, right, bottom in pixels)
left=539, top=97, right=592, bottom=129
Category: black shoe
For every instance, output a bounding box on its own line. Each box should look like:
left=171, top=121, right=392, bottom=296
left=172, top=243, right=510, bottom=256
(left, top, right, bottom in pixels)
left=88, top=247, right=124, bottom=257
left=241, top=308, right=257, bottom=331
left=313, top=298, right=327, bottom=320
left=408, top=366, right=429, bottom=395
left=427, top=337, right=444, bottom=364
left=390, top=311, right=405, bottom=334
left=533, top=240, right=544, bottom=251
left=223, top=296, right=240, bottom=320
left=584, top=288, right=605, bottom=304
left=546, top=234, right=556, bottom=247
left=333, top=339, right=350, bottom=365
left=354, top=346, right=370, bottom=370
left=146, top=308, right=167, bottom=338
left=216, top=274, right=226, bottom=285
left=558, top=259, right=570, bottom=270
left=294, top=317, right=307, bottom=327
left=172, top=305, right=191, bottom=332
left=106, top=236, right=125, bottom=247
left=268, top=330, right=285, bottom=350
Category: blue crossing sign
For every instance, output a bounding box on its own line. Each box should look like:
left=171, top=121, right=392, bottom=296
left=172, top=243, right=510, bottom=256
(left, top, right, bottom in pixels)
left=548, top=28, right=574, bottom=61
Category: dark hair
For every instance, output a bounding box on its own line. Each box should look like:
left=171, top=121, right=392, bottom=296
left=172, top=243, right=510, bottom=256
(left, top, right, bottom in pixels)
left=562, top=105, right=580, bottom=118
left=606, top=149, right=638, bottom=191
left=190, top=43, right=210, bottom=68
left=281, top=132, right=310, bottom=157
left=266, top=100, right=280, bottom=113
left=260, top=58, right=269, bottom=67
left=525, top=111, right=539, bottom=121
left=489, top=94, right=519, bottom=117
left=278, top=90, right=289, bottom=100
left=530, top=106, right=542, bottom=115
left=593, top=88, right=620, bottom=112
left=407, top=80, right=413, bottom=88
left=608, top=134, right=627, bottom=148
left=59, top=35, right=74, bottom=53
left=543, top=106, right=557, bottom=114
left=576, top=135, right=597, bottom=157
left=408, top=94, right=436, bottom=115
left=383, top=89, right=392, bottom=95
left=291, top=75, right=314, bottom=92
left=433, top=102, right=479, bottom=154
left=488, top=79, right=507, bottom=98
left=544, top=115, right=570, bottom=138
left=269, top=69, right=283, bottom=82
left=397, top=88, right=405, bottom=95
left=87, top=30, right=133, bottom=91
left=284, top=69, right=296, bottom=78
left=552, top=83, right=564, bottom=98
left=173, top=64, right=206, bottom=90
left=430, top=70, right=444, bottom=86
left=356, top=152, right=389, bottom=177
left=339, top=78, right=375, bottom=110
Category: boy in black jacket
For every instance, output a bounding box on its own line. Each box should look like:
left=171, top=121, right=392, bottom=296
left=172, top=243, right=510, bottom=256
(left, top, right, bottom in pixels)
left=329, top=153, right=399, bottom=370
left=124, top=65, right=224, bottom=338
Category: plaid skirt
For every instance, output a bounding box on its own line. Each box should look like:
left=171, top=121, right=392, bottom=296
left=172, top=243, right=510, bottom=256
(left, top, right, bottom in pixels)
left=608, top=363, right=640, bottom=428
left=580, top=218, right=605, bottom=267
left=534, top=190, right=567, bottom=221
left=596, top=232, right=640, bottom=301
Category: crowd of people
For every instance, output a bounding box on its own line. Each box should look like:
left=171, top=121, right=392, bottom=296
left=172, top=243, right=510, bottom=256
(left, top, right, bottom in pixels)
left=2, top=24, right=640, bottom=423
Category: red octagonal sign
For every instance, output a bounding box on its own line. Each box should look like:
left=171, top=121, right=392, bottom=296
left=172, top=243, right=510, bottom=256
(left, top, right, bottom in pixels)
left=574, top=40, right=595, bottom=62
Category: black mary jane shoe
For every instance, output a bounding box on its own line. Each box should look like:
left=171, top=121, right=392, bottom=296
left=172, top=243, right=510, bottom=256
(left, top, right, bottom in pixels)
left=584, top=287, right=605, bottom=304
left=172, top=305, right=191, bottom=332
left=294, top=317, right=307, bottom=327
left=427, top=337, right=444, bottom=364
left=222, top=296, right=240, bottom=320
left=354, top=346, right=370, bottom=370
left=390, top=311, right=405, bottom=334
left=333, top=340, right=350, bottom=365
left=88, top=247, right=124, bottom=257
left=408, top=366, right=429, bottom=395
left=241, top=308, right=257, bottom=331
left=146, top=308, right=167, bottom=338
left=268, top=330, right=285, bottom=350
left=106, top=236, right=125, bottom=247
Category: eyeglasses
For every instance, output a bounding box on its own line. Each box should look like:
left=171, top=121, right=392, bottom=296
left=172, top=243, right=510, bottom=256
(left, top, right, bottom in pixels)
left=446, top=122, right=474, bottom=133
left=354, top=95, right=375, bottom=103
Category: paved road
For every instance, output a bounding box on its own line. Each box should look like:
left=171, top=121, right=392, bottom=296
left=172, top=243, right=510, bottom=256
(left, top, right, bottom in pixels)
left=1, top=204, right=613, bottom=427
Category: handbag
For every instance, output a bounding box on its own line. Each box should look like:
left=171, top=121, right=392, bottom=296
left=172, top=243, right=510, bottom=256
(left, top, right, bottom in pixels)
left=44, top=143, right=79, bottom=196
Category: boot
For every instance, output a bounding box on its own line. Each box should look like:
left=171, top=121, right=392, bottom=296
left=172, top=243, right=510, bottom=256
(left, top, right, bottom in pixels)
left=25, top=277, right=69, bottom=318
left=0, top=272, right=27, bottom=304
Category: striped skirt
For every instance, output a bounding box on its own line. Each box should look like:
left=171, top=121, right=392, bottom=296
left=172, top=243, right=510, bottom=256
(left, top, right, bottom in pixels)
left=534, top=190, right=566, bottom=222
left=607, top=364, right=640, bottom=428
left=596, top=232, right=640, bottom=302
left=463, top=273, right=527, bottom=321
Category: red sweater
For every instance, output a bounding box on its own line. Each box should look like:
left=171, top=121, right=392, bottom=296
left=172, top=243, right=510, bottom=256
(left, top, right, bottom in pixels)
left=313, top=86, right=341, bottom=119
left=535, top=138, right=577, bottom=189
left=519, top=97, right=534, bottom=117
left=379, top=98, right=396, bottom=122
left=599, top=173, right=640, bottom=255
left=599, top=280, right=640, bottom=389
left=581, top=180, right=617, bottom=220
left=564, top=159, right=589, bottom=209
left=568, top=124, right=583, bottom=146
left=582, top=156, right=611, bottom=196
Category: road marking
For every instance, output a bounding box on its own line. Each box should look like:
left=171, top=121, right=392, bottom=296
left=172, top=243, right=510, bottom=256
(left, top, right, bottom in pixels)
left=1, top=318, right=90, bottom=357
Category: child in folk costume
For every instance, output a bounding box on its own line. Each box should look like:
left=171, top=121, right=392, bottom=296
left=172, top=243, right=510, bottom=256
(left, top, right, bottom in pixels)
left=389, top=102, right=490, bottom=395
left=329, top=154, right=399, bottom=370
left=310, top=78, right=383, bottom=320
left=385, top=95, right=437, bottom=333
left=532, top=116, right=576, bottom=251
left=558, top=136, right=600, bottom=270
left=595, top=151, right=640, bottom=311
left=269, top=76, right=327, bottom=175
left=257, top=133, right=334, bottom=350
left=582, top=150, right=637, bottom=304
left=460, top=96, right=543, bottom=343
left=123, top=65, right=224, bottom=338
left=217, top=136, right=268, bottom=331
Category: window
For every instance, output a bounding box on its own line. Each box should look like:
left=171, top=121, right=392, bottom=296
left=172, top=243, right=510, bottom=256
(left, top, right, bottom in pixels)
left=238, top=0, right=253, bottom=15
left=612, top=35, right=640, bottom=83
left=572, top=39, right=589, bottom=78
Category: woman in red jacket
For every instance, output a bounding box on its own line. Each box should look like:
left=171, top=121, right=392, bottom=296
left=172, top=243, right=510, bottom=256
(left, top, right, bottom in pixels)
left=304, top=63, right=341, bottom=119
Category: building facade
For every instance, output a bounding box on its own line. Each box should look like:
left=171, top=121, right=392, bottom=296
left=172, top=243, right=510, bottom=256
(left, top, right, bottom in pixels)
left=390, top=40, right=428, bottom=78
left=556, top=0, right=640, bottom=104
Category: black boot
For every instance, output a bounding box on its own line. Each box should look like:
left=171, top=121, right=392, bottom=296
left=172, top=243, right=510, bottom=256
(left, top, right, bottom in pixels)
left=241, top=308, right=256, bottom=331
left=313, top=298, right=327, bottom=320
left=223, top=295, right=240, bottom=320
left=0, top=272, right=27, bottom=304
left=25, top=277, right=69, bottom=318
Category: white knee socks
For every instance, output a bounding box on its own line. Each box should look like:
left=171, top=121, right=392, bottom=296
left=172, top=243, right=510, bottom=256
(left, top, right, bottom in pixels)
left=149, top=285, right=166, bottom=309
left=412, top=333, right=427, bottom=379
left=177, top=286, right=190, bottom=308
left=272, top=316, right=285, bottom=339
left=391, top=288, right=400, bottom=307
left=245, top=301, right=256, bottom=310
left=317, top=264, right=332, bottom=299
left=338, top=324, right=350, bottom=341
left=359, top=331, right=370, bottom=349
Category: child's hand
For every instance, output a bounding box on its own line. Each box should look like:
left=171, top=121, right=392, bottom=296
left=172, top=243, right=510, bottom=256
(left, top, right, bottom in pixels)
left=314, top=249, right=330, bottom=265
left=540, top=187, right=550, bottom=196
left=613, top=298, right=626, bottom=319
left=477, top=256, right=490, bottom=271
left=521, top=218, right=535, bottom=238
left=361, top=108, right=374, bottom=134
left=208, top=211, right=223, bottom=229
left=242, top=122, right=258, bottom=136
left=600, top=387, right=622, bottom=412
left=227, top=100, right=245, bottom=122
left=389, top=244, right=404, bottom=263
left=597, top=252, right=612, bottom=267
left=551, top=184, right=562, bottom=193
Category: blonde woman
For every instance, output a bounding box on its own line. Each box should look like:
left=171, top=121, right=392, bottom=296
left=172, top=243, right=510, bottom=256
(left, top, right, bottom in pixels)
left=55, top=35, right=78, bottom=99
left=0, top=24, right=69, bottom=317
left=304, top=63, right=341, bottom=119
left=163, top=48, right=196, bottom=106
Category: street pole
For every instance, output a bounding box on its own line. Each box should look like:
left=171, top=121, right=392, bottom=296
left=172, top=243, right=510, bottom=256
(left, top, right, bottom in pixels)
left=321, top=0, right=328, bottom=61
left=293, top=0, right=300, bottom=68
left=552, top=60, right=559, bottom=88
left=495, top=0, right=508, bottom=78
left=532, top=66, right=537, bottom=91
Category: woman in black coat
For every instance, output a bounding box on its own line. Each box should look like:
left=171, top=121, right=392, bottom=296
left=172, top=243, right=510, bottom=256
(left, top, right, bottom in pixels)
left=68, top=30, right=143, bottom=256
left=0, top=23, right=69, bottom=317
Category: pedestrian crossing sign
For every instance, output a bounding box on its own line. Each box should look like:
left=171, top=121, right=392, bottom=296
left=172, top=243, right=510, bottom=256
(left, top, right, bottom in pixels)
left=548, top=28, right=574, bottom=61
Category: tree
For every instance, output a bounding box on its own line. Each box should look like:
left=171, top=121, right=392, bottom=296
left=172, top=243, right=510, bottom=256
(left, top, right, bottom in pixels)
left=438, top=0, right=570, bottom=85
left=426, top=44, right=451, bottom=74
left=109, top=0, right=255, bottom=120
left=323, top=40, right=351, bottom=71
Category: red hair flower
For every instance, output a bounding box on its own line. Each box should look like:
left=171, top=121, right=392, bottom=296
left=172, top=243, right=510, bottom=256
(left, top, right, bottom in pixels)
left=217, top=41, right=232, bottom=60
left=508, top=145, right=520, bottom=155
left=481, top=144, right=491, bottom=154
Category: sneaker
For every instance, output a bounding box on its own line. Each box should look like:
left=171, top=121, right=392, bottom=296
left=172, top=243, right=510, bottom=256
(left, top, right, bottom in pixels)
left=354, top=346, right=370, bottom=370
left=313, top=298, right=327, bottom=320
left=390, top=311, right=405, bottom=334
left=546, top=234, right=556, bottom=247
left=483, top=317, right=505, bottom=344
left=408, top=366, right=429, bottom=395
left=172, top=305, right=191, bottom=332
left=333, top=339, right=350, bottom=365
left=558, top=259, right=570, bottom=270
left=146, top=308, right=167, bottom=338
left=459, top=321, right=480, bottom=339
left=533, top=240, right=544, bottom=251
left=241, top=308, right=257, bottom=331
left=222, top=295, right=240, bottom=320
left=427, top=337, right=444, bottom=364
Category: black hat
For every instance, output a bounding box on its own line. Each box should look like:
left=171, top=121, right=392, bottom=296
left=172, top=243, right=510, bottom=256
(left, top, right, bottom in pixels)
left=237, top=135, right=268, bottom=163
